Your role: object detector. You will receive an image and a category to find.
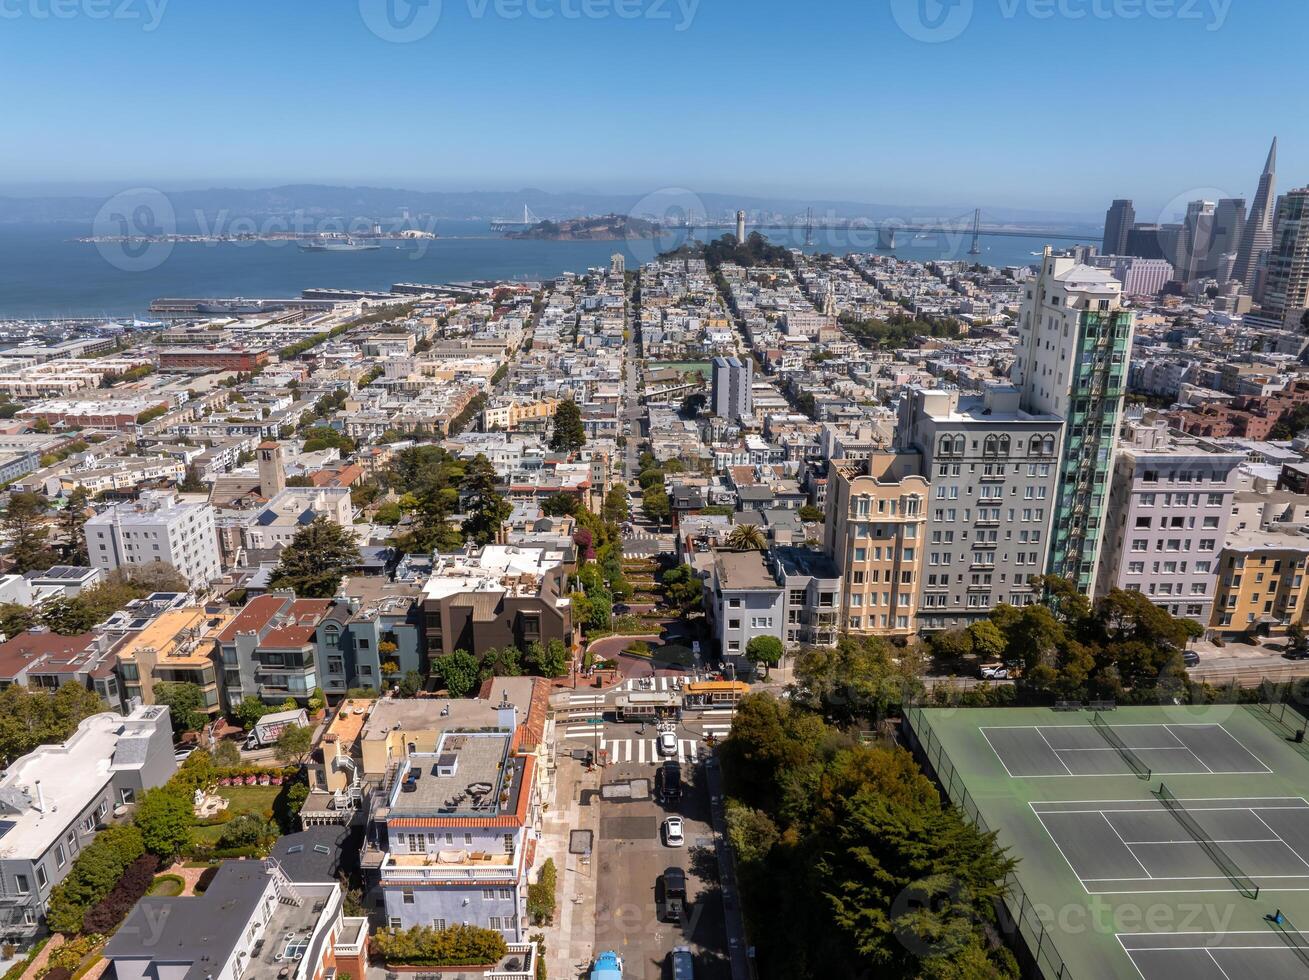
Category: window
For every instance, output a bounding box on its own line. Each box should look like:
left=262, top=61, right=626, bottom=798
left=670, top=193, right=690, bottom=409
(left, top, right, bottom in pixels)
left=14, top=875, right=28, bottom=895
left=432, top=918, right=447, bottom=931
left=482, top=889, right=497, bottom=900
left=402, top=889, right=414, bottom=904
left=35, top=865, right=47, bottom=890
left=728, top=598, right=741, bottom=608
left=389, top=917, right=402, bottom=930
left=728, top=619, right=740, bottom=630
left=55, top=845, right=65, bottom=869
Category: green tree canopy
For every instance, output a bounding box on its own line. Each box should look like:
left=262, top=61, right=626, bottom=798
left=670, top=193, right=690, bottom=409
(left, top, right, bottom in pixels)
left=269, top=517, right=360, bottom=597
left=153, top=682, right=208, bottom=734
left=0, top=683, right=105, bottom=764
left=460, top=454, right=512, bottom=546
left=434, top=650, right=481, bottom=698
left=3, top=491, right=54, bottom=573
left=641, top=485, right=670, bottom=528
left=746, top=635, right=784, bottom=678
left=549, top=400, right=586, bottom=453
left=134, top=787, right=195, bottom=859
left=273, top=724, right=313, bottom=766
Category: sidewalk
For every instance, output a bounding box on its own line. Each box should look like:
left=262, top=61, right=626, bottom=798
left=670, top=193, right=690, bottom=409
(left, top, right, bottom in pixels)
left=704, top=756, right=753, bottom=980
left=537, top=756, right=601, bottom=980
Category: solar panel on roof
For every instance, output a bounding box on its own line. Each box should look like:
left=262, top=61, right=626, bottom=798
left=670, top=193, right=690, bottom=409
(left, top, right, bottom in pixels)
left=296, top=508, right=316, bottom=525
left=256, top=510, right=278, bottom=526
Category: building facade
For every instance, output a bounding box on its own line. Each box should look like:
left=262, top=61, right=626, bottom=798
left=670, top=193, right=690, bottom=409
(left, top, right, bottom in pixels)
left=1014, top=248, right=1135, bottom=593
left=1261, top=187, right=1309, bottom=330
left=86, top=490, right=222, bottom=589
left=823, top=452, right=928, bottom=637
left=711, top=355, right=752, bottom=422
left=897, top=385, right=1063, bottom=628
left=0, top=707, right=176, bottom=945
left=1210, top=530, right=1309, bottom=635
left=1095, top=422, right=1244, bottom=625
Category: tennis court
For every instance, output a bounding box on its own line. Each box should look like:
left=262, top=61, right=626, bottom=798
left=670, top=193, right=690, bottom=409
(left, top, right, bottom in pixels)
left=904, top=704, right=1309, bottom=979
left=1031, top=796, right=1309, bottom=894
left=1120, top=930, right=1309, bottom=980
left=981, top=721, right=1271, bottom=778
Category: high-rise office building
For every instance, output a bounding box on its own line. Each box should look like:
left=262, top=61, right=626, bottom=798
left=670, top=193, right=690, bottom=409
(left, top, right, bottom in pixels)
left=1212, top=198, right=1247, bottom=277
left=1014, top=247, right=1135, bottom=593
left=711, top=355, right=752, bottom=421
left=1125, top=223, right=1166, bottom=261
left=1103, top=199, right=1135, bottom=255
left=1232, top=137, right=1279, bottom=293
left=1260, top=187, right=1309, bottom=330
left=1176, top=200, right=1216, bottom=282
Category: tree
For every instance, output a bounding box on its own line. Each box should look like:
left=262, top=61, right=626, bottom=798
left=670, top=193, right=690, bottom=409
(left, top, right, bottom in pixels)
left=797, top=505, right=825, bottom=523
left=274, top=724, right=313, bottom=766
left=134, top=788, right=195, bottom=859
left=549, top=400, right=586, bottom=453
left=233, top=696, right=273, bottom=730
left=60, top=487, right=90, bottom=565
left=541, top=493, right=580, bottom=517
left=218, top=812, right=276, bottom=849
left=434, top=650, right=480, bottom=698
left=0, top=602, right=35, bottom=639
left=269, top=517, right=360, bottom=598
left=526, top=638, right=568, bottom=678
left=460, top=454, right=512, bottom=546
left=726, top=524, right=767, bottom=550
left=213, top=739, right=242, bottom=767
left=153, top=682, right=207, bottom=734
left=602, top=485, right=627, bottom=524
left=3, top=491, right=54, bottom=573
left=479, top=645, right=522, bottom=679
left=746, top=635, right=784, bottom=678
left=965, top=620, right=1005, bottom=662
left=0, top=683, right=105, bottom=764
left=661, top=564, right=703, bottom=611
left=680, top=391, right=707, bottom=417
left=641, top=485, right=670, bottom=528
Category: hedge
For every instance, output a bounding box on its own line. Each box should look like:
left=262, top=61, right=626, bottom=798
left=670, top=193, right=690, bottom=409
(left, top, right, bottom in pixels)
left=371, top=924, right=508, bottom=967
left=195, top=865, right=220, bottom=894
left=82, top=855, right=158, bottom=934
left=46, top=826, right=145, bottom=935
left=526, top=858, right=557, bottom=926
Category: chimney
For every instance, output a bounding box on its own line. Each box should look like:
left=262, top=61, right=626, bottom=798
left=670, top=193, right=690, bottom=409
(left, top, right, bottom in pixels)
left=34, top=781, right=44, bottom=813
left=497, top=691, right=517, bottom=733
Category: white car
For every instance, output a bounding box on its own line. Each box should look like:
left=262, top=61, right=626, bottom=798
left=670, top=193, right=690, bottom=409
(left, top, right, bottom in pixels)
left=173, top=748, right=195, bottom=763
left=657, top=730, right=678, bottom=757
left=662, top=816, right=685, bottom=847
left=979, top=663, right=1010, bottom=680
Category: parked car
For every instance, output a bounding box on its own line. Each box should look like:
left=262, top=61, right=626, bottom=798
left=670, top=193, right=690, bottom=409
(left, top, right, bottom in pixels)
left=659, top=866, right=688, bottom=923
left=979, top=663, right=1009, bottom=680
left=1183, top=650, right=1200, bottom=667
left=173, top=748, right=194, bottom=764
left=662, top=815, right=685, bottom=847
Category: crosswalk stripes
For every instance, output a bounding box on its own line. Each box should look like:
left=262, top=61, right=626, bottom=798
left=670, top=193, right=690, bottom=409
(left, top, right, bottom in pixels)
left=619, top=676, right=682, bottom=692
left=597, top=737, right=699, bottom=764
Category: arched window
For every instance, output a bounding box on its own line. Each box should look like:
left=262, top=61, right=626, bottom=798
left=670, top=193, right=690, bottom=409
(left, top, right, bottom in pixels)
left=939, top=435, right=953, bottom=456
left=984, top=435, right=998, bottom=457
left=1043, top=435, right=1056, bottom=455
left=998, top=435, right=1010, bottom=457
left=953, top=435, right=966, bottom=455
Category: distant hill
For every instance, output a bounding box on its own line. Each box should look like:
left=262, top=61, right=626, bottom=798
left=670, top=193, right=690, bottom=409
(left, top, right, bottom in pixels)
left=505, top=214, right=660, bottom=241
left=0, top=183, right=1104, bottom=233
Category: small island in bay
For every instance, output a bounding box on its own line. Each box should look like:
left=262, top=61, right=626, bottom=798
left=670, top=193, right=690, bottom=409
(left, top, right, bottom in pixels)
left=504, top=213, right=660, bottom=240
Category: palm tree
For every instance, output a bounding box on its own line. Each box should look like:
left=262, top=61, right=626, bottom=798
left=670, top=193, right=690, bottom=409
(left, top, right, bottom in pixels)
left=726, top=524, right=767, bottom=551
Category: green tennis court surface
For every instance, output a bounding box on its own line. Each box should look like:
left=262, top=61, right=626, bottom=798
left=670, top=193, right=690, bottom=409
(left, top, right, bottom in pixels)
left=905, top=703, right=1309, bottom=980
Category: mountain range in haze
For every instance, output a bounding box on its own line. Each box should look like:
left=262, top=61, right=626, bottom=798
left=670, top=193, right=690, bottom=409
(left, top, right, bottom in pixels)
left=0, top=184, right=1104, bottom=231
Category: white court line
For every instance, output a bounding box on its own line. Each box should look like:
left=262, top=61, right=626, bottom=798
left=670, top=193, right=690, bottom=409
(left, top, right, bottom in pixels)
left=1249, top=809, right=1309, bottom=873
left=1103, top=812, right=1152, bottom=878
left=1032, top=795, right=1309, bottom=807
left=1206, top=949, right=1235, bottom=980
left=1036, top=727, right=1076, bottom=775
left=1028, top=806, right=1090, bottom=896
left=1162, top=724, right=1216, bottom=774
left=978, top=727, right=1017, bottom=778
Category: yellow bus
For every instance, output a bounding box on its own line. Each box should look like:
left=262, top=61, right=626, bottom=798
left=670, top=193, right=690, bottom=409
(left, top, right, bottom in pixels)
left=683, top=680, right=750, bottom=710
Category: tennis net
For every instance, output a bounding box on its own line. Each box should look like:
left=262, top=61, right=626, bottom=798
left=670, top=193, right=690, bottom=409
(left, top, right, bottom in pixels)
left=1155, top=783, right=1260, bottom=900
left=1091, top=712, right=1152, bottom=780
left=1268, top=911, right=1309, bottom=970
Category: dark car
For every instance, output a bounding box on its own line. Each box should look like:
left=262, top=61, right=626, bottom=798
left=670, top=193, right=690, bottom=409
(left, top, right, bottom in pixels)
left=659, top=866, right=688, bottom=923
left=657, top=761, right=682, bottom=802
left=1183, top=650, right=1200, bottom=667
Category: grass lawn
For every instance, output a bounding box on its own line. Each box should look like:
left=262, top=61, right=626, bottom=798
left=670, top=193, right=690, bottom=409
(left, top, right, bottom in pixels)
left=148, top=876, right=184, bottom=897
left=193, top=784, right=280, bottom=844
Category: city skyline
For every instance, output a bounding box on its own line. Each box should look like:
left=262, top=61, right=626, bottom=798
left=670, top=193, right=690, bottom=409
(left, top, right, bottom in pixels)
left=0, top=2, right=1304, bottom=213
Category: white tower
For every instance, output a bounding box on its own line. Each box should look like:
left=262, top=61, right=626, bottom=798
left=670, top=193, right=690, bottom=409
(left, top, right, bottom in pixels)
left=735, top=210, right=746, bottom=243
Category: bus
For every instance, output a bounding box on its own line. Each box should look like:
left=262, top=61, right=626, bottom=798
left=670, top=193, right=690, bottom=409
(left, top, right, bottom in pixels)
left=613, top=691, right=682, bottom=723
left=683, top=680, right=749, bottom=711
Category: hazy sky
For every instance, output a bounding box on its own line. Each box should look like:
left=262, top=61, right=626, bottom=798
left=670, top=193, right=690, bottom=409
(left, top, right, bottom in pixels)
left=0, top=0, right=1298, bottom=217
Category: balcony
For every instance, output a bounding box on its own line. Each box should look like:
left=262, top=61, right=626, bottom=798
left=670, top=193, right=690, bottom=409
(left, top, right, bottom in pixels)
left=378, top=849, right=521, bottom=883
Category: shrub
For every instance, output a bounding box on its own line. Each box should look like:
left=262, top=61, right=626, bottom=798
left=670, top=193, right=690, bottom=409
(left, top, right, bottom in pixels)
left=40, top=934, right=104, bottom=976
left=82, top=855, right=158, bottom=934
left=372, top=924, right=508, bottom=966
left=217, top=813, right=274, bottom=850
left=526, top=858, right=557, bottom=925
left=194, top=865, right=219, bottom=894
left=46, top=826, right=145, bottom=934
left=41, top=969, right=70, bottom=980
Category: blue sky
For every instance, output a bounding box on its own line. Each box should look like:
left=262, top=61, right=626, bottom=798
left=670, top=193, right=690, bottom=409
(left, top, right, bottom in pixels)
left=0, top=0, right=1300, bottom=216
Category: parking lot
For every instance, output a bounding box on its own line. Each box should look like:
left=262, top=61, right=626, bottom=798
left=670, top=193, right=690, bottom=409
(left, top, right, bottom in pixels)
left=589, top=719, right=732, bottom=980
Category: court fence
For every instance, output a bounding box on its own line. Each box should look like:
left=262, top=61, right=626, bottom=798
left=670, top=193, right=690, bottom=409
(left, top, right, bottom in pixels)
left=903, top=705, right=1075, bottom=980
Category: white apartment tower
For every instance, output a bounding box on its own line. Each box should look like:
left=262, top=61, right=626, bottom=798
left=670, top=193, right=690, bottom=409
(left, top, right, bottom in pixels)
left=86, top=490, right=221, bottom=589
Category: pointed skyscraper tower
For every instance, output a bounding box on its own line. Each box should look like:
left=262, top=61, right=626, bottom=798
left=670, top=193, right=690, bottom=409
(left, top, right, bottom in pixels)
left=1232, top=137, right=1278, bottom=291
